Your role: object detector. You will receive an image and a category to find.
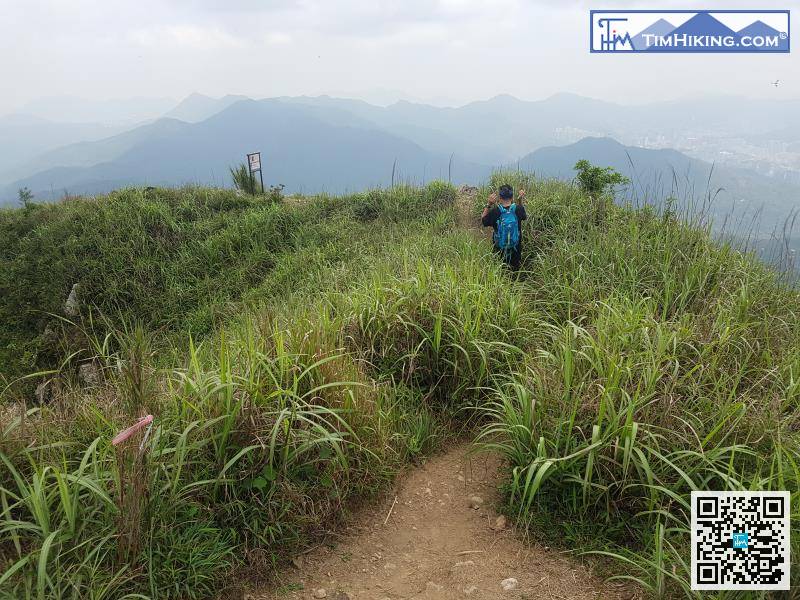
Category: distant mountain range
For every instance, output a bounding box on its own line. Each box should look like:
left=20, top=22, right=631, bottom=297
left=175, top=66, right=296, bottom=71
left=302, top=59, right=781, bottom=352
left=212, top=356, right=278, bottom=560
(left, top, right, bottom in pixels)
left=521, top=137, right=800, bottom=236
left=16, top=95, right=176, bottom=125
left=5, top=91, right=800, bottom=190
left=1, top=92, right=799, bottom=245
left=0, top=115, right=127, bottom=183
left=4, top=119, right=190, bottom=184
left=164, top=93, right=249, bottom=123
left=2, top=100, right=488, bottom=199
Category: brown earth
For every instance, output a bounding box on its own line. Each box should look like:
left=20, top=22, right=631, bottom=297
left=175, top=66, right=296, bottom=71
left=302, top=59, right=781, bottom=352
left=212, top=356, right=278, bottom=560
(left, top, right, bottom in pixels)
left=247, top=444, right=638, bottom=600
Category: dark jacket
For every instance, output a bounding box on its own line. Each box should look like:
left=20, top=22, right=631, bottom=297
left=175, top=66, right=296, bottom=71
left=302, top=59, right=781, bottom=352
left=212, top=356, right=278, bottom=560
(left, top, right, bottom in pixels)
left=482, top=202, right=527, bottom=270
left=481, top=203, right=527, bottom=244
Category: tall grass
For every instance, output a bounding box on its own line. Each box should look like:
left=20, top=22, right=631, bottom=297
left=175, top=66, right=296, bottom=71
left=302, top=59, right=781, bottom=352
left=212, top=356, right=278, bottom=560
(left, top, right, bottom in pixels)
left=1, top=182, right=485, bottom=598
left=477, top=171, right=800, bottom=597
left=0, top=183, right=455, bottom=383
left=229, top=163, right=262, bottom=196
left=2, top=174, right=799, bottom=598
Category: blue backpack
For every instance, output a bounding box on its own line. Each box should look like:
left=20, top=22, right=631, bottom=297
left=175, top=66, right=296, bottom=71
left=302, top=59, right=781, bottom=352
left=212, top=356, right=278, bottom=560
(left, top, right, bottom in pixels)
left=494, top=204, right=520, bottom=250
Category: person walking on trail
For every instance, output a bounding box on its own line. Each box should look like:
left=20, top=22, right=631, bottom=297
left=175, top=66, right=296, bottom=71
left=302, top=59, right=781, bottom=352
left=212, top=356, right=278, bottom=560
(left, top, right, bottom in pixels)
left=481, top=184, right=527, bottom=271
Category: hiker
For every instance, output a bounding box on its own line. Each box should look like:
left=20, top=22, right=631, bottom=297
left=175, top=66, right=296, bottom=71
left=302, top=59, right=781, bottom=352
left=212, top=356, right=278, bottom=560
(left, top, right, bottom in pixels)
left=481, top=184, right=527, bottom=271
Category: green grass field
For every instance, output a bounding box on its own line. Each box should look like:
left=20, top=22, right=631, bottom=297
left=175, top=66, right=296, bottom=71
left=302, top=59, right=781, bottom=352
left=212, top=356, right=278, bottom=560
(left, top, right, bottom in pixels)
left=1, top=175, right=798, bottom=598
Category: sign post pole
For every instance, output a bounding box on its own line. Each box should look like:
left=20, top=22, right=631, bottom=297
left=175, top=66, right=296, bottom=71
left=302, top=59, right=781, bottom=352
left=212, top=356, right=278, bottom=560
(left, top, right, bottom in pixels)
left=246, top=152, right=263, bottom=194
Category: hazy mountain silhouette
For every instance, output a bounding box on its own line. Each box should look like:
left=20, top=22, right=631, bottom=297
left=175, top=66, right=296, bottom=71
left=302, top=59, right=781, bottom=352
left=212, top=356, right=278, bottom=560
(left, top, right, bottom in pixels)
left=282, top=92, right=800, bottom=162
left=16, top=95, right=174, bottom=125
left=2, top=100, right=489, bottom=201
left=4, top=93, right=800, bottom=212
left=519, top=137, right=800, bottom=234
left=0, top=115, right=123, bottom=184
left=281, top=92, right=628, bottom=164
left=164, top=93, right=249, bottom=123
left=7, top=92, right=800, bottom=190
left=521, top=136, right=694, bottom=180
left=3, top=119, right=190, bottom=183
left=3, top=92, right=633, bottom=192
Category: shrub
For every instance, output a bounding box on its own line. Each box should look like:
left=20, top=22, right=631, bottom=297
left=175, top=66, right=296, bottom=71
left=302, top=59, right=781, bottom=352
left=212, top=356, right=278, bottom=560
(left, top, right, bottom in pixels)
left=17, top=187, right=34, bottom=208
left=574, top=159, right=630, bottom=197
left=229, top=163, right=262, bottom=195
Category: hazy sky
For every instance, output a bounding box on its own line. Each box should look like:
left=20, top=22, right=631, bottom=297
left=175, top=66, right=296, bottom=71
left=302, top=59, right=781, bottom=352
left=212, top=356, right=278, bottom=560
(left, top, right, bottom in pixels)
left=1, top=0, right=797, bottom=115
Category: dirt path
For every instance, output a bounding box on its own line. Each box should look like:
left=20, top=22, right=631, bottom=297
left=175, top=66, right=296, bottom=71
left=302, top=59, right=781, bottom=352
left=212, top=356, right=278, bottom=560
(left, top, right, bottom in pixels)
left=248, top=444, right=635, bottom=600
left=455, top=189, right=485, bottom=234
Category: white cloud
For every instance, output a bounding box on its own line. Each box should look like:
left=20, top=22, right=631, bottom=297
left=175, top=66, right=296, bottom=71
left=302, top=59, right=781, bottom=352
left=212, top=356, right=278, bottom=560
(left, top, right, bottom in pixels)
left=264, top=32, right=293, bottom=45
left=0, top=0, right=798, bottom=114
left=129, top=24, right=245, bottom=49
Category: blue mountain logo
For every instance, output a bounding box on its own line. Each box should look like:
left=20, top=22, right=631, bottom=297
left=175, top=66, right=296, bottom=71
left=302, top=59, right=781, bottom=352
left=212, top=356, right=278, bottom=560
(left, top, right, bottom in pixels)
left=632, top=18, right=675, bottom=50
left=591, top=10, right=790, bottom=54
left=645, top=13, right=738, bottom=53
left=737, top=20, right=790, bottom=51
left=672, top=12, right=737, bottom=37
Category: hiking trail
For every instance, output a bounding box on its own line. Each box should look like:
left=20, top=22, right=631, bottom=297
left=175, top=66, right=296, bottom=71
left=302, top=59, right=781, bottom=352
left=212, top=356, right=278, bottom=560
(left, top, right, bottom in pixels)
left=248, top=444, right=637, bottom=600
left=455, top=188, right=485, bottom=234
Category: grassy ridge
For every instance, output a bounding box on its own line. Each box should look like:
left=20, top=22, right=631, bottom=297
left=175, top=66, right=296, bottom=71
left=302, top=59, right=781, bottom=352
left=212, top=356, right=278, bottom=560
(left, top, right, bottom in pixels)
left=0, top=183, right=486, bottom=598
left=0, top=184, right=454, bottom=382
left=1, top=187, right=294, bottom=380
left=1, top=177, right=798, bottom=598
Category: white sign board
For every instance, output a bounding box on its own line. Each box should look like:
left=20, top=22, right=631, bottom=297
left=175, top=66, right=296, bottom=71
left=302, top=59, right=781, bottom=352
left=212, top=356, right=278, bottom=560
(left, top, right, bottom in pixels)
left=247, top=152, right=261, bottom=172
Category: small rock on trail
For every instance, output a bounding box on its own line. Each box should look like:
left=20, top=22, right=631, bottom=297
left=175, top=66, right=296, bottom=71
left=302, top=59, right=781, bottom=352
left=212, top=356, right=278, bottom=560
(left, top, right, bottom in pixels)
left=468, top=495, right=483, bottom=509
left=500, top=577, right=518, bottom=591
left=247, top=444, right=636, bottom=600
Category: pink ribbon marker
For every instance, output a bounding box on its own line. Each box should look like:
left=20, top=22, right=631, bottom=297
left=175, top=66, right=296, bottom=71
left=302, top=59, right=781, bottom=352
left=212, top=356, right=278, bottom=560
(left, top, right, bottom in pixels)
left=112, top=415, right=154, bottom=446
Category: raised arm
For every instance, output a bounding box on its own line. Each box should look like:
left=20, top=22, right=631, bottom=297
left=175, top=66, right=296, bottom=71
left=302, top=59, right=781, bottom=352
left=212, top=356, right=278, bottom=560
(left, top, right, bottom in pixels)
left=481, top=192, right=497, bottom=224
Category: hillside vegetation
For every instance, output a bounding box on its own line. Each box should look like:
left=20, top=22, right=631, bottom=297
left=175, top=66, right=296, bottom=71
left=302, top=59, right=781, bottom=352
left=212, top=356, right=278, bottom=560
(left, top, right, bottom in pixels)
left=0, top=176, right=798, bottom=599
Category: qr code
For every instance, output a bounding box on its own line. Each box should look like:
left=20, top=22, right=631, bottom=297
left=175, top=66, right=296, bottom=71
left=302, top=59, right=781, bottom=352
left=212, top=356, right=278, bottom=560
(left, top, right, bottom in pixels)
left=691, top=491, right=790, bottom=590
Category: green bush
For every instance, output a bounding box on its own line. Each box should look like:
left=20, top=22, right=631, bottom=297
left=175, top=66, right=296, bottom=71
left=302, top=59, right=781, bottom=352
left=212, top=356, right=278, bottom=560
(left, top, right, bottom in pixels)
left=573, top=159, right=630, bottom=197
left=229, top=163, right=262, bottom=195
